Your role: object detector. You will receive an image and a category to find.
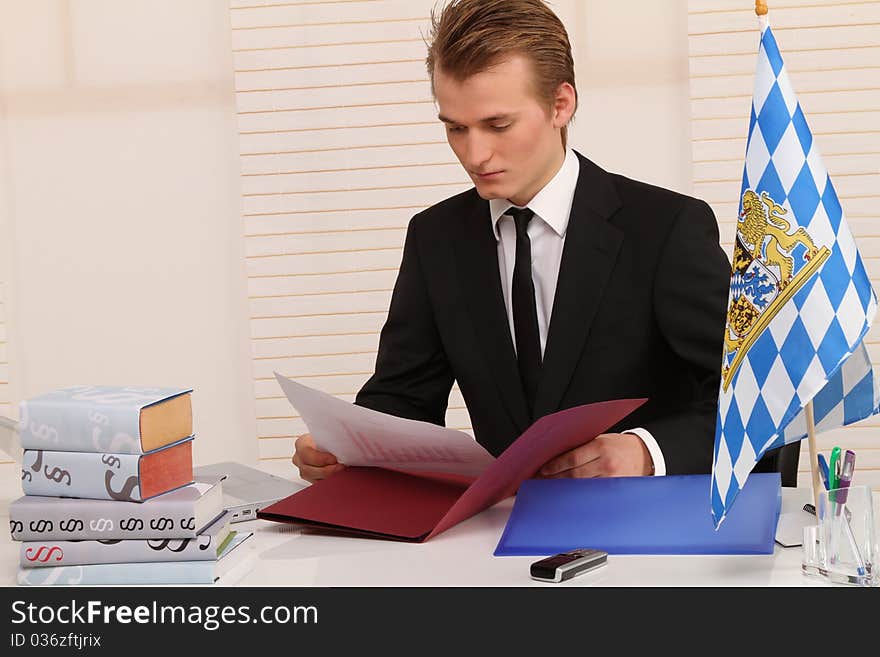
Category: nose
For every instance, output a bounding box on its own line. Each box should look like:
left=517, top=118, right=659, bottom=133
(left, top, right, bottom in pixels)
left=462, top=131, right=492, bottom=171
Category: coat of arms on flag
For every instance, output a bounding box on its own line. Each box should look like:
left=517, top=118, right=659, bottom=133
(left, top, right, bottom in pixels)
left=710, top=11, right=879, bottom=528
left=722, top=189, right=830, bottom=390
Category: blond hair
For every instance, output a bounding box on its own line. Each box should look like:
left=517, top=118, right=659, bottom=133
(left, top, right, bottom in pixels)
left=425, top=0, right=577, bottom=146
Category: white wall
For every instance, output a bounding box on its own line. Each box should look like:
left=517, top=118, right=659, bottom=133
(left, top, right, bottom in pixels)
left=571, top=0, right=693, bottom=195
left=0, top=0, right=256, bottom=471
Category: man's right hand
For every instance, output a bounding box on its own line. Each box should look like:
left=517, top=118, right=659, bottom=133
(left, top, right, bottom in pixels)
left=291, top=433, right=346, bottom=483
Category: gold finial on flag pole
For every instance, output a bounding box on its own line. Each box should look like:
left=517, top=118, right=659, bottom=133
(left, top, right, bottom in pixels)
left=755, top=1, right=768, bottom=15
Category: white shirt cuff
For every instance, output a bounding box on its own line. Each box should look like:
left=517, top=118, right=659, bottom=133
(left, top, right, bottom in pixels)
left=624, top=427, right=666, bottom=476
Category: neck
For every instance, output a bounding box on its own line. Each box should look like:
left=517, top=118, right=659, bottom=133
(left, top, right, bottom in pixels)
left=508, top=146, right=566, bottom=207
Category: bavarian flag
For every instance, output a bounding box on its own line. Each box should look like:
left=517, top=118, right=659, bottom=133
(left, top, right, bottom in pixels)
left=710, top=16, right=879, bottom=527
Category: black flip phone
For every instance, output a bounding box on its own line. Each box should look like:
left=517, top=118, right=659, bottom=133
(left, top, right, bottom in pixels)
left=529, top=548, right=608, bottom=582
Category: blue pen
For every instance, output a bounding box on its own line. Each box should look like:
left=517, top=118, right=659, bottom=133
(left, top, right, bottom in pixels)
left=817, top=453, right=830, bottom=491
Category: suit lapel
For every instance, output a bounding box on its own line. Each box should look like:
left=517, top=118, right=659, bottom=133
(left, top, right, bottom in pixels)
left=533, top=154, right=625, bottom=418
left=454, top=195, right=531, bottom=435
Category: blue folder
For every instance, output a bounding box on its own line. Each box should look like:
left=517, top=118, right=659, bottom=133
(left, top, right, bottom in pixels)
left=494, top=473, right=781, bottom=555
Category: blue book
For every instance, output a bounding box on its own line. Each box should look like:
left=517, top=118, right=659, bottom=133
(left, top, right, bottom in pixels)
left=494, top=473, right=781, bottom=556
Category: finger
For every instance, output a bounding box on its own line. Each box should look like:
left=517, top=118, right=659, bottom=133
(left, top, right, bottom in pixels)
left=299, top=463, right=345, bottom=484
left=292, top=447, right=338, bottom=471
left=293, top=449, right=328, bottom=480
left=300, top=445, right=339, bottom=467
left=294, top=433, right=314, bottom=450
left=293, top=433, right=339, bottom=467
left=539, top=441, right=601, bottom=477
left=545, top=459, right=604, bottom=479
left=292, top=442, right=345, bottom=481
left=292, top=434, right=314, bottom=473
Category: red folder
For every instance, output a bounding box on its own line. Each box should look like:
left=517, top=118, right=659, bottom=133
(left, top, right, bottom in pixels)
left=257, top=398, right=646, bottom=542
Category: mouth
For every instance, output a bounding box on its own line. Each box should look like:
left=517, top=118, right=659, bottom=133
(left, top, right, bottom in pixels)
left=473, top=171, right=504, bottom=181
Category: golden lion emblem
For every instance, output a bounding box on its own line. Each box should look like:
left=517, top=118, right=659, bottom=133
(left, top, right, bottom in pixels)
left=739, top=190, right=819, bottom=287
left=722, top=189, right=832, bottom=390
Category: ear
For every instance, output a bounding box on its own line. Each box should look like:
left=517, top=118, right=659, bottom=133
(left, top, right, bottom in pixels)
left=551, top=82, right=576, bottom=129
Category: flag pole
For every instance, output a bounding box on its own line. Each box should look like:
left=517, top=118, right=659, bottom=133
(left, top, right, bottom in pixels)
left=805, top=402, right=822, bottom=510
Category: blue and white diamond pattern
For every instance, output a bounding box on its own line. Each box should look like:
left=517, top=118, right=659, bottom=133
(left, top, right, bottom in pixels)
left=711, top=21, right=879, bottom=527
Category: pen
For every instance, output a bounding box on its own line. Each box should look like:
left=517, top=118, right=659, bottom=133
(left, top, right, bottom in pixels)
left=828, top=446, right=841, bottom=490
left=837, top=451, right=864, bottom=576
left=817, top=454, right=830, bottom=491
left=826, top=446, right=842, bottom=566
left=838, top=450, right=856, bottom=504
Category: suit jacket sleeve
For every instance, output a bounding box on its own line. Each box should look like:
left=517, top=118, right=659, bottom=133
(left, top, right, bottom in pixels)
left=642, top=198, right=730, bottom=474
left=354, top=214, right=455, bottom=425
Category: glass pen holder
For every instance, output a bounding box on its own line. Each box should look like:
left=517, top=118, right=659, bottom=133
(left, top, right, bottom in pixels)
left=802, top=485, right=878, bottom=587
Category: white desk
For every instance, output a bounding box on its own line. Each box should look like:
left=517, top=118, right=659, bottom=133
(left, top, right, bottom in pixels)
left=0, top=461, right=865, bottom=587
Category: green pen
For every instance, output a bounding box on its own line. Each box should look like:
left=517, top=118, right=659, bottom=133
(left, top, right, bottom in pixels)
left=828, top=446, right=842, bottom=490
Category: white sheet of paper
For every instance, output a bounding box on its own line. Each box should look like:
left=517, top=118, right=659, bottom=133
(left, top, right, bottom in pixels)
left=275, top=372, right=495, bottom=478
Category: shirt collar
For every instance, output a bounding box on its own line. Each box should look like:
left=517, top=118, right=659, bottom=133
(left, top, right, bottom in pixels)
left=489, top=147, right=580, bottom=240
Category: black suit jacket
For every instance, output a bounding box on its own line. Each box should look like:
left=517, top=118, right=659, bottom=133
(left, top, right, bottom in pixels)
left=355, top=152, right=733, bottom=474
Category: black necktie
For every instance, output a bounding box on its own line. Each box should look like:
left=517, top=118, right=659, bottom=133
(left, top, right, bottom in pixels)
left=508, top=206, right=542, bottom=418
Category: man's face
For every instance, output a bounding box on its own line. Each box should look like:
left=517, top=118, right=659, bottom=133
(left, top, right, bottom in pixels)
left=434, top=55, right=569, bottom=207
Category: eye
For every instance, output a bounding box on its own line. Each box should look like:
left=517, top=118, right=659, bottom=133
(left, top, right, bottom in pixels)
left=446, top=124, right=466, bottom=134
left=491, top=124, right=511, bottom=132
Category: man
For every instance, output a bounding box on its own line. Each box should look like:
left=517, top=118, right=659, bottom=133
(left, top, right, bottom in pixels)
left=293, top=0, right=792, bottom=484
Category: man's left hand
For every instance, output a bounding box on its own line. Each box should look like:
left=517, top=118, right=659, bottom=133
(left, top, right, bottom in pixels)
left=538, top=433, right=653, bottom=478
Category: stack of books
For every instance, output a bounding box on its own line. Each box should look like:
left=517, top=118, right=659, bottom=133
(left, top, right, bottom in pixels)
left=9, top=386, right=252, bottom=585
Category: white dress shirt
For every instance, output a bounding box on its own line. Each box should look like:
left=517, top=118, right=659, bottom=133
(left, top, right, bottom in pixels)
left=487, top=148, right=666, bottom=476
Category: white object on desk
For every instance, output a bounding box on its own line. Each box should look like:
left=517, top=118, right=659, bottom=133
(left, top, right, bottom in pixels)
left=194, top=461, right=304, bottom=524
left=775, top=509, right=816, bottom=547
left=774, top=487, right=814, bottom=548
